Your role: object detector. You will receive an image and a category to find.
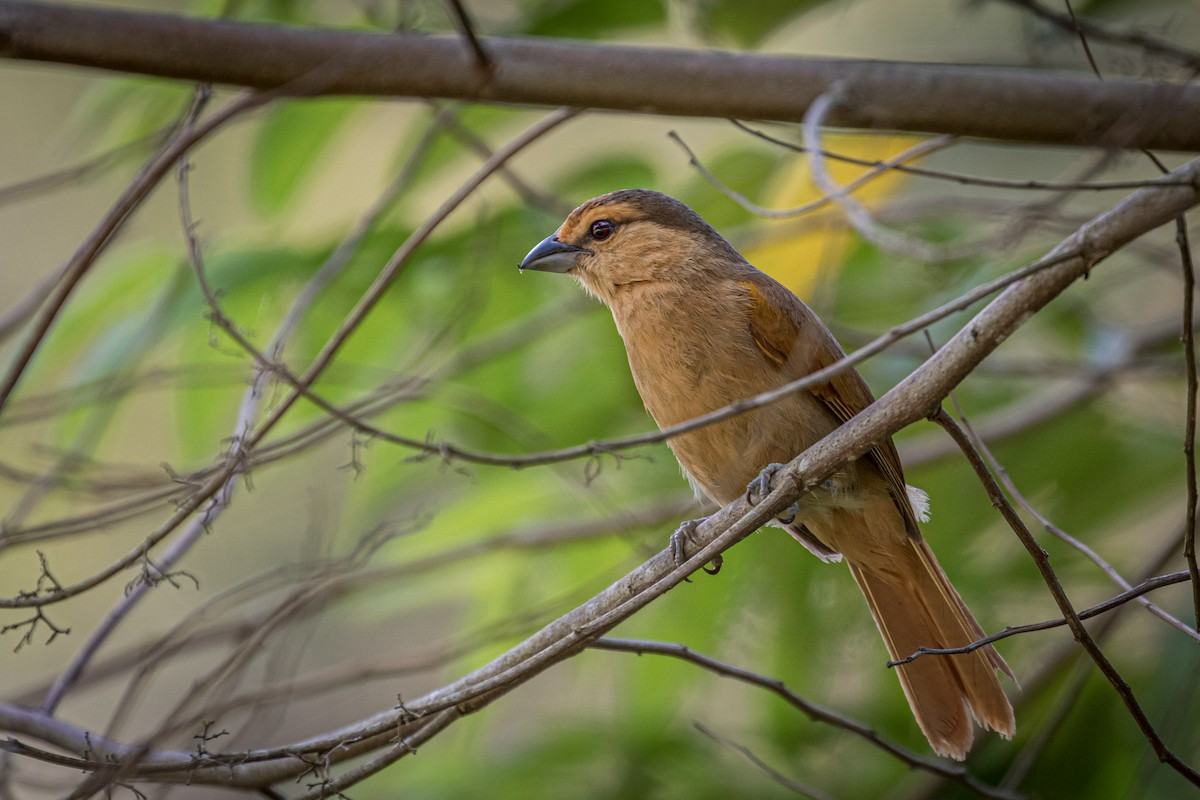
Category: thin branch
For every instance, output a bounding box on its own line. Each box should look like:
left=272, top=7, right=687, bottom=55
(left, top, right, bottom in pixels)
left=7, top=146, right=1196, bottom=613
left=671, top=128, right=954, bottom=219
left=0, top=122, right=175, bottom=207
left=2, top=1, right=1200, bottom=149
left=694, top=723, right=836, bottom=800
left=0, top=87, right=262, bottom=417
left=290, top=710, right=459, bottom=800
left=426, top=100, right=568, bottom=215
left=1063, top=0, right=1104, bottom=80
left=594, top=639, right=1021, bottom=800
left=1179, top=217, right=1200, bottom=629
left=803, top=89, right=975, bottom=263
left=443, top=0, right=491, bottom=74
left=9, top=497, right=689, bottom=708
left=888, top=569, right=1190, bottom=664
left=729, top=120, right=1189, bottom=193
left=2, top=155, right=1199, bottom=790
left=946, top=396, right=1200, bottom=642
left=997, top=0, right=1200, bottom=71
left=152, top=246, right=1085, bottom=474
left=0, top=108, right=576, bottom=612
left=931, top=409, right=1200, bottom=787
left=241, top=106, right=576, bottom=454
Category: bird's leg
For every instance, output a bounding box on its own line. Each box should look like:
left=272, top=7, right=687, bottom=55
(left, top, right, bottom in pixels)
left=669, top=517, right=723, bottom=575
left=746, top=462, right=801, bottom=524
left=748, top=462, right=846, bottom=521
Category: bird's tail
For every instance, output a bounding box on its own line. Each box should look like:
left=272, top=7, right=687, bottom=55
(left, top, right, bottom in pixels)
left=848, top=537, right=1015, bottom=760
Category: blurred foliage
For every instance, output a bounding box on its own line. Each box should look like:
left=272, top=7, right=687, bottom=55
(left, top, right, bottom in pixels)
left=523, top=0, right=668, bottom=38
left=250, top=99, right=360, bottom=214
left=2, top=1, right=1199, bottom=799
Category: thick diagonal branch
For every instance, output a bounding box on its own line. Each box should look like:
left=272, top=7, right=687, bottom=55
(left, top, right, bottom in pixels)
left=9, top=154, right=1190, bottom=792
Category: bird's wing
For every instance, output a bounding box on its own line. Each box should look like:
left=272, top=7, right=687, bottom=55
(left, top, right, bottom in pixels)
left=740, top=274, right=921, bottom=538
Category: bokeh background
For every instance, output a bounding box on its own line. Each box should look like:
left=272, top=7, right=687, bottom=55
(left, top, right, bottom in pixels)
left=2, top=1, right=1199, bottom=798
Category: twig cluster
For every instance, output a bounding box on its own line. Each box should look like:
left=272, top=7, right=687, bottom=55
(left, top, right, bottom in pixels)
left=1, top=3, right=1199, bottom=799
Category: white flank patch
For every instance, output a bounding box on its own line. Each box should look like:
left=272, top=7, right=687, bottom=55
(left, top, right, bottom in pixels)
left=906, top=485, right=931, bottom=523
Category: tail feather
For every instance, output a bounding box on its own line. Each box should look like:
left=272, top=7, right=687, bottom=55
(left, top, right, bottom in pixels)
left=848, top=538, right=1014, bottom=760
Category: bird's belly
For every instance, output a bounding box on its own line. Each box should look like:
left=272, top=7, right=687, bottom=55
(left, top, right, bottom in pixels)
left=617, top=303, right=842, bottom=505
left=648, top=387, right=838, bottom=506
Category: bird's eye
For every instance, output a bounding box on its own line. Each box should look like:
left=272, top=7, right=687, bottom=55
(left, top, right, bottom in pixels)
left=589, top=219, right=615, bottom=241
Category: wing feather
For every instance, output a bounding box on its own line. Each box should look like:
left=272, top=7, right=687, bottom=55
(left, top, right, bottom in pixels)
left=740, top=275, right=920, bottom=537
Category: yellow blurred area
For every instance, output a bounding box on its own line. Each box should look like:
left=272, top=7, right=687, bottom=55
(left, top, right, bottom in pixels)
left=743, top=134, right=923, bottom=299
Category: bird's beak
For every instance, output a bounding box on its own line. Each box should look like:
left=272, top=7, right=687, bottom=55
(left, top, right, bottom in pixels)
left=519, top=235, right=587, bottom=274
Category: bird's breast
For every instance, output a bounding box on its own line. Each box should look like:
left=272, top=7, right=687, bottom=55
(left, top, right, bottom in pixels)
left=606, top=286, right=835, bottom=504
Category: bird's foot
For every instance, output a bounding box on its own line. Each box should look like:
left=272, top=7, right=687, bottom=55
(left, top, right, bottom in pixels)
left=746, top=463, right=801, bottom=525
left=669, top=517, right=723, bottom=576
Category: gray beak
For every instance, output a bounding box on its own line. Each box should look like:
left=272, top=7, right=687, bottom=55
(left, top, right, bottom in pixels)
left=519, top=235, right=587, bottom=274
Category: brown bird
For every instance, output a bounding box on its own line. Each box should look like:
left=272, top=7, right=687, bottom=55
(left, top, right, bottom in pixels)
left=519, top=188, right=1014, bottom=759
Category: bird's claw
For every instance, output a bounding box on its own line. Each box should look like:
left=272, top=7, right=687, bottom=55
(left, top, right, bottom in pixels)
left=746, top=462, right=788, bottom=505
left=669, top=517, right=723, bottom=576
left=746, top=463, right=800, bottom=525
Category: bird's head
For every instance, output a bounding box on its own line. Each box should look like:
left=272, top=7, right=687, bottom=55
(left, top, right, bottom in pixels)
left=519, top=189, right=743, bottom=304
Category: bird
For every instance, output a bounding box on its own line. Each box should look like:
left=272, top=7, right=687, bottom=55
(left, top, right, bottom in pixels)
left=518, top=188, right=1015, bottom=759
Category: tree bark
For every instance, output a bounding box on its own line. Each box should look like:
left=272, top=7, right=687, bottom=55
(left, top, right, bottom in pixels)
left=2, top=1, right=1198, bottom=150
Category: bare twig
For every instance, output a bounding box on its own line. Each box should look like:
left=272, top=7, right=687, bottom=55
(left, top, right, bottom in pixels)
left=2, top=127, right=1198, bottom=796
left=0, top=87, right=261, bottom=417
left=594, top=638, right=1021, bottom=800
left=443, top=0, right=491, bottom=73
left=729, top=120, right=1187, bottom=193
left=1179, top=217, right=1200, bottom=629
left=291, top=709, right=459, bottom=800
left=997, top=0, right=1200, bottom=71
left=694, top=723, right=836, bottom=800
left=945, top=396, right=1200, bottom=642
left=931, top=408, right=1200, bottom=787
left=671, top=128, right=954, bottom=219
left=0, top=127, right=171, bottom=207
left=8, top=146, right=1197, bottom=614
left=1063, top=0, right=1104, bottom=79
left=803, top=89, right=981, bottom=262
left=888, top=570, right=1190, bottom=664
left=0, top=109, right=574, bottom=608
left=241, top=106, right=576, bottom=454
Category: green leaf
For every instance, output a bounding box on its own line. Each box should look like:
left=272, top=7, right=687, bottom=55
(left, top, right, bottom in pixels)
left=171, top=245, right=327, bottom=460
left=68, top=76, right=195, bottom=151
left=699, top=0, right=833, bottom=47
left=552, top=153, right=657, bottom=201
left=249, top=98, right=359, bottom=215
left=523, top=0, right=667, bottom=38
